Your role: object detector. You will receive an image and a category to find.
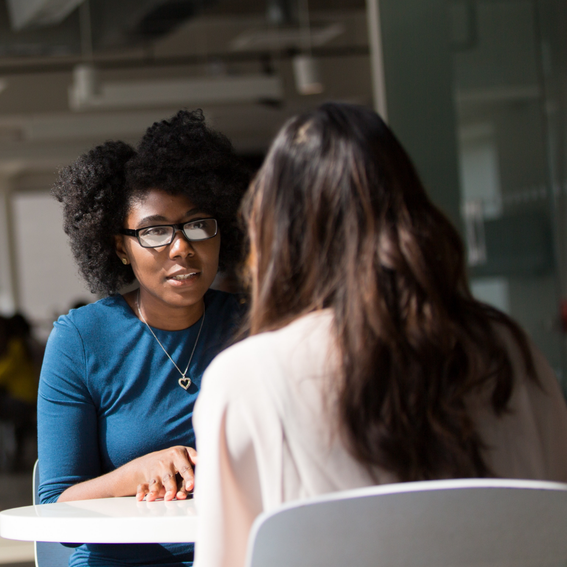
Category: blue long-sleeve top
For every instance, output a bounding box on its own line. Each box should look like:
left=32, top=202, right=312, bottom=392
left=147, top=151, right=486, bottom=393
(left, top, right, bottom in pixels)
left=37, top=289, right=243, bottom=567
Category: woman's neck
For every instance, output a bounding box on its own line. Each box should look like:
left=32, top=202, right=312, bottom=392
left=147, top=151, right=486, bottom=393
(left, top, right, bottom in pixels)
left=123, top=289, right=204, bottom=331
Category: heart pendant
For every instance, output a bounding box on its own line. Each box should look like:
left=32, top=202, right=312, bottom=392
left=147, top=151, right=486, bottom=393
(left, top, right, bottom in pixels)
left=178, top=377, right=191, bottom=390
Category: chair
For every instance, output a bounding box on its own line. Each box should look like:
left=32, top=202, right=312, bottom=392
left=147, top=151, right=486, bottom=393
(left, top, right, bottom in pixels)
left=33, top=461, right=74, bottom=567
left=0, top=421, right=16, bottom=472
left=245, top=477, right=567, bottom=567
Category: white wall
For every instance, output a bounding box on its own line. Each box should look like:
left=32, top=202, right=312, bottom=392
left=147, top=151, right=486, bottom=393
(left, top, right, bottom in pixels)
left=11, top=191, right=98, bottom=340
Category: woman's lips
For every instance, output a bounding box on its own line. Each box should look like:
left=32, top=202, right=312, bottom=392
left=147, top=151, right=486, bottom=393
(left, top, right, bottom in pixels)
left=169, top=272, right=197, bottom=280
left=166, top=272, right=200, bottom=285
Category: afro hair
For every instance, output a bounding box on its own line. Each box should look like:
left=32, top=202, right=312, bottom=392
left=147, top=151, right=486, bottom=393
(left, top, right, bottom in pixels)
left=52, top=110, right=251, bottom=296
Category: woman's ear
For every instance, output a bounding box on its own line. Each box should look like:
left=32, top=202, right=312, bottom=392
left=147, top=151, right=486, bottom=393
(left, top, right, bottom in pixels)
left=114, top=235, right=129, bottom=265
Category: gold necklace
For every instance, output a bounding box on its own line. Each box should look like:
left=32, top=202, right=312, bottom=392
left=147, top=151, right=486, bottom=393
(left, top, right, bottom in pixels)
left=136, top=290, right=205, bottom=391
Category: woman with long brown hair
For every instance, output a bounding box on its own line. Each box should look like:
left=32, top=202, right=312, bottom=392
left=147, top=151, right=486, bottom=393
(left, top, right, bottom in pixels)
left=192, top=103, right=567, bottom=567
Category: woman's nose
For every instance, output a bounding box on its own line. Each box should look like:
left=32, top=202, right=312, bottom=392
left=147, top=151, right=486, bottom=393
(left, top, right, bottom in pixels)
left=168, top=230, right=195, bottom=258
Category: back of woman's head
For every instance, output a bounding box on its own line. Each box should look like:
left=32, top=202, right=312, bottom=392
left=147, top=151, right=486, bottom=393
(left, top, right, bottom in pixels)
left=244, top=102, right=535, bottom=481
left=245, top=103, right=463, bottom=330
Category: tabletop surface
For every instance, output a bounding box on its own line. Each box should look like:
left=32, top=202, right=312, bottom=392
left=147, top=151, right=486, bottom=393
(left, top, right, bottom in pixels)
left=0, top=496, right=198, bottom=543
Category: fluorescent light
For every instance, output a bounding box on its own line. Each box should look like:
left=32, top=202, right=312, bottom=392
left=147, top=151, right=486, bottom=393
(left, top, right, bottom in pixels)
left=231, top=24, right=344, bottom=51
left=69, top=72, right=283, bottom=111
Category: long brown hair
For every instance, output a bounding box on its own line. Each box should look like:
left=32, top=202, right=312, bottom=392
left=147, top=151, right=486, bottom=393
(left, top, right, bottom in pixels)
left=242, top=102, right=536, bottom=481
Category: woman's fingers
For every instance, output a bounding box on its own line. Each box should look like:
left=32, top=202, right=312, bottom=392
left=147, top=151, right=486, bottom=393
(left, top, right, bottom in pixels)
left=136, top=482, right=148, bottom=501
left=146, top=477, right=164, bottom=502
left=135, top=446, right=197, bottom=500
left=136, top=479, right=167, bottom=501
left=161, top=472, right=178, bottom=501
left=175, top=474, right=189, bottom=500
left=177, top=447, right=197, bottom=492
left=177, top=464, right=194, bottom=492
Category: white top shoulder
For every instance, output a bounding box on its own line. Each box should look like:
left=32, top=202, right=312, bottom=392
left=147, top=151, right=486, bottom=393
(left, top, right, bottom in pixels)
left=193, top=311, right=567, bottom=567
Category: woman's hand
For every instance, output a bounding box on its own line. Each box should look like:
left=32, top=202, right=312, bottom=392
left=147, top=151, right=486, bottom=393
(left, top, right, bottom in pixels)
left=56, top=445, right=198, bottom=503
left=134, top=446, right=198, bottom=502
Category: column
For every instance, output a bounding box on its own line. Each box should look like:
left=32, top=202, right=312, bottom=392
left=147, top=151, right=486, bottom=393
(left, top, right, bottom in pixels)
left=0, top=176, right=18, bottom=313
left=366, top=0, right=462, bottom=232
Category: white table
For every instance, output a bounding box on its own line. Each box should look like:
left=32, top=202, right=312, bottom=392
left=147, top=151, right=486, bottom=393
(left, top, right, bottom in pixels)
left=0, top=497, right=198, bottom=543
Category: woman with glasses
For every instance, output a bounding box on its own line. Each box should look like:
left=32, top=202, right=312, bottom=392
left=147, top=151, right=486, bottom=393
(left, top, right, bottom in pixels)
left=191, top=102, right=567, bottom=567
left=37, top=109, right=249, bottom=567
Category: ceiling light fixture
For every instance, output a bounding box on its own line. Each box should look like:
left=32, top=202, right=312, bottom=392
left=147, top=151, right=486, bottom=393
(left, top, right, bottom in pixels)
left=69, top=1, right=102, bottom=109
left=293, top=0, right=324, bottom=96
left=293, top=55, right=323, bottom=96
left=68, top=0, right=283, bottom=112
left=70, top=63, right=101, bottom=107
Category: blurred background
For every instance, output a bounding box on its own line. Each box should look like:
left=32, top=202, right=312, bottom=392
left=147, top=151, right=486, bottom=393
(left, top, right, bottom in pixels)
left=1, top=0, right=567, bottom=562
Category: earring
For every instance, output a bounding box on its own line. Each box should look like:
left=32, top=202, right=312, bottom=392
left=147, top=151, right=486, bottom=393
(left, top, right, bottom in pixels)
left=122, top=258, right=129, bottom=265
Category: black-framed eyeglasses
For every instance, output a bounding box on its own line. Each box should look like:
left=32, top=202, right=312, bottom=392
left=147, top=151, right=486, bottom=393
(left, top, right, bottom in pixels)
left=120, top=218, right=218, bottom=248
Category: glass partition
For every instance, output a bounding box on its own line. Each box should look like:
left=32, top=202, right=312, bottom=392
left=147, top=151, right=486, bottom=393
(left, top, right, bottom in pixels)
left=451, top=0, right=567, bottom=391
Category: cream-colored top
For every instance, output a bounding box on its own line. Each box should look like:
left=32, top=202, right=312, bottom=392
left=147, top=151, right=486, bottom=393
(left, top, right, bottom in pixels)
left=193, top=311, right=567, bottom=567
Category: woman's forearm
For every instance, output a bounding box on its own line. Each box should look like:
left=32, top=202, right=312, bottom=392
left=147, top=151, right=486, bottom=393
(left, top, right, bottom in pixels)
left=57, top=446, right=197, bottom=502
left=57, top=465, right=137, bottom=502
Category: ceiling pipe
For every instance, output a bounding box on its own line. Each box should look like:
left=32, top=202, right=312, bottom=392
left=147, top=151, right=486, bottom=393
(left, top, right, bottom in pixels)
left=0, top=46, right=367, bottom=77
left=6, top=0, right=85, bottom=30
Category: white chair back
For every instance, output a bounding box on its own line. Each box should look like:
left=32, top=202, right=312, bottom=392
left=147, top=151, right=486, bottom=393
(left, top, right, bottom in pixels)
left=245, top=478, right=567, bottom=567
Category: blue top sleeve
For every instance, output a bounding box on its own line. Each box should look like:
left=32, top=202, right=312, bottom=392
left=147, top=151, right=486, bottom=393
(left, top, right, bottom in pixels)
left=37, top=316, right=101, bottom=503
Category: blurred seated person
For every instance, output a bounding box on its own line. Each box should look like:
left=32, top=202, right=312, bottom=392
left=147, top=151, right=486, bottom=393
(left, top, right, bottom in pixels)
left=190, top=103, right=567, bottom=567
left=9, top=312, right=44, bottom=374
left=0, top=313, right=39, bottom=470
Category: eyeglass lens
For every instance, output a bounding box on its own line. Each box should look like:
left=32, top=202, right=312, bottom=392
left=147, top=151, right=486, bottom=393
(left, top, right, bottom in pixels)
left=138, top=219, right=217, bottom=248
